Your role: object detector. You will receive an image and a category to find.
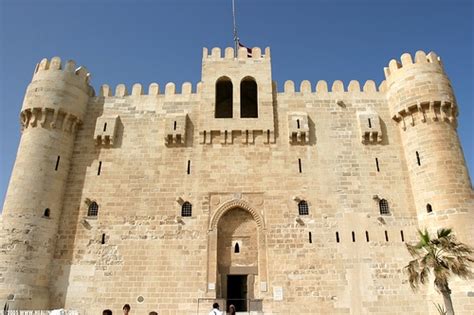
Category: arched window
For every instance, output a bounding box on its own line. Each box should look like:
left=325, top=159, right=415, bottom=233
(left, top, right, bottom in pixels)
left=240, top=77, right=258, bottom=118
left=234, top=243, right=240, bottom=253
left=88, top=202, right=99, bottom=217
left=298, top=200, right=309, bottom=215
left=43, top=208, right=50, bottom=217
left=426, top=203, right=433, bottom=213
left=181, top=201, right=192, bottom=217
left=379, top=199, right=390, bottom=215
left=215, top=77, right=233, bottom=118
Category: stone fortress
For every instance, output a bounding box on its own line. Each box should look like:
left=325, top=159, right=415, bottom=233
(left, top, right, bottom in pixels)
left=0, top=46, right=473, bottom=314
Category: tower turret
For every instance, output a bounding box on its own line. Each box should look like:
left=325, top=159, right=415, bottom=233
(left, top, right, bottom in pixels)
left=0, top=57, right=93, bottom=308
left=385, top=51, right=473, bottom=244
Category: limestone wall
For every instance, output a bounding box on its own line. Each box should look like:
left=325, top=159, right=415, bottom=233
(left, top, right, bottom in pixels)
left=2, top=48, right=473, bottom=314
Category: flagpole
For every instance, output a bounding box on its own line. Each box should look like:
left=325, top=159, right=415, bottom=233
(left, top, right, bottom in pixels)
left=232, top=0, right=238, bottom=57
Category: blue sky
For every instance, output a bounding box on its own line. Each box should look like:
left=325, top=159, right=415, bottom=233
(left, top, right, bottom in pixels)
left=0, top=0, right=472, bottom=208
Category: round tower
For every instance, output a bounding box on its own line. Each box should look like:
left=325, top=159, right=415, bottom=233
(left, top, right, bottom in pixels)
left=384, top=51, right=473, bottom=244
left=0, top=57, right=92, bottom=308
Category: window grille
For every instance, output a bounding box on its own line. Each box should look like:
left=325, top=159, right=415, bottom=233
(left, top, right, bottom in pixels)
left=379, top=199, right=390, bottom=215
left=88, top=202, right=99, bottom=217
left=298, top=200, right=309, bottom=215
left=181, top=202, right=192, bottom=217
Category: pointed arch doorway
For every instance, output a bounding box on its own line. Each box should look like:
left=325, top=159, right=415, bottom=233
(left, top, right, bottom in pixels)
left=207, top=199, right=268, bottom=312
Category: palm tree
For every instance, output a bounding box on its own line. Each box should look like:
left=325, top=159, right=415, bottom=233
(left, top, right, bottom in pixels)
left=404, top=228, right=474, bottom=315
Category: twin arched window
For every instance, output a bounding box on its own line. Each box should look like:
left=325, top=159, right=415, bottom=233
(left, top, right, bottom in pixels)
left=215, top=77, right=258, bottom=118
left=88, top=202, right=99, bottom=217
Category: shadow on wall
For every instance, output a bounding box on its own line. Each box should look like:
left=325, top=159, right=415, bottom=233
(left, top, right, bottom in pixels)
left=272, top=81, right=279, bottom=141
left=379, top=118, right=390, bottom=146
left=49, top=98, right=105, bottom=308
left=307, top=116, right=317, bottom=146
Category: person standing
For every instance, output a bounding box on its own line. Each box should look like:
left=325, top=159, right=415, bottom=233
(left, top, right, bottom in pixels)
left=208, top=302, right=222, bottom=315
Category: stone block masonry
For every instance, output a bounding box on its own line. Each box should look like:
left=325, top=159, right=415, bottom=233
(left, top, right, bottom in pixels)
left=0, top=47, right=472, bottom=314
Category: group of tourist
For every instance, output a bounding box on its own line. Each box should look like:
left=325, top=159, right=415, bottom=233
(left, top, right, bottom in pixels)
left=102, top=304, right=157, bottom=315
left=208, top=302, right=236, bottom=315
left=101, top=302, right=236, bottom=315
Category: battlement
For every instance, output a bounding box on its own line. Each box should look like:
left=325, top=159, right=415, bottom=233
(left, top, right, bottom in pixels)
left=32, top=57, right=91, bottom=84
left=98, top=82, right=203, bottom=97
left=383, top=50, right=443, bottom=80
left=202, top=46, right=270, bottom=61
left=278, top=79, right=386, bottom=95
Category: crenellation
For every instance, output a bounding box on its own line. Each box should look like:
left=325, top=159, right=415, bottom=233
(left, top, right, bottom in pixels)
left=114, top=84, right=128, bottom=97
left=1, top=48, right=472, bottom=314
left=164, top=82, right=175, bottom=95
left=100, top=84, right=112, bottom=97
left=332, top=80, right=344, bottom=92
left=148, top=82, right=160, bottom=95
left=316, top=80, right=328, bottom=93
left=203, top=46, right=270, bottom=61
left=284, top=80, right=295, bottom=93
left=348, top=80, right=360, bottom=92
left=131, top=83, right=143, bottom=96
left=299, top=80, right=311, bottom=93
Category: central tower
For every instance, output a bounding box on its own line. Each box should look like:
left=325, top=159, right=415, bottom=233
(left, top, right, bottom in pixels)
left=198, top=47, right=275, bottom=144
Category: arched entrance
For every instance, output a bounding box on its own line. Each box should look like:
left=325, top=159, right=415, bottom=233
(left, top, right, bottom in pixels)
left=207, top=199, right=268, bottom=312
left=218, top=208, right=257, bottom=311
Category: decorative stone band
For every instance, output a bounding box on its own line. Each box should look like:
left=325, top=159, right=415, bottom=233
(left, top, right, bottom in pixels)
left=199, top=129, right=275, bottom=145
left=391, top=100, right=457, bottom=130
left=20, top=107, right=82, bottom=134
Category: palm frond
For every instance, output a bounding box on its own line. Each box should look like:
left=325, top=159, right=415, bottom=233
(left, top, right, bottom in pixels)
left=437, top=228, right=452, bottom=239
left=405, top=227, right=474, bottom=294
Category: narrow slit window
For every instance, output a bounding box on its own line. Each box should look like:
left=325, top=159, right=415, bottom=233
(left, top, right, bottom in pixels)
left=234, top=243, right=240, bottom=253
left=97, top=161, right=102, bottom=176
left=368, top=118, right=372, bottom=128
left=308, top=232, right=312, bottom=244
left=379, top=199, right=390, bottom=215
left=55, top=156, right=61, bottom=171
left=181, top=201, right=192, bottom=217
left=375, top=158, right=380, bottom=172
left=400, top=230, right=405, bottom=242
left=43, top=208, right=50, bottom=217
left=385, top=230, right=389, bottom=242
left=297, top=119, right=300, bottom=129
left=101, top=233, right=106, bottom=245
left=416, top=151, right=421, bottom=166
left=365, top=231, right=369, bottom=242
left=87, top=202, right=99, bottom=217
left=298, top=158, right=302, bottom=173
left=426, top=203, right=433, bottom=213
left=298, top=200, right=309, bottom=215
left=336, top=232, right=340, bottom=243
left=352, top=231, right=356, bottom=242
left=173, top=121, right=177, bottom=130
left=187, top=160, right=191, bottom=175
left=103, top=122, right=107, bottom=132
